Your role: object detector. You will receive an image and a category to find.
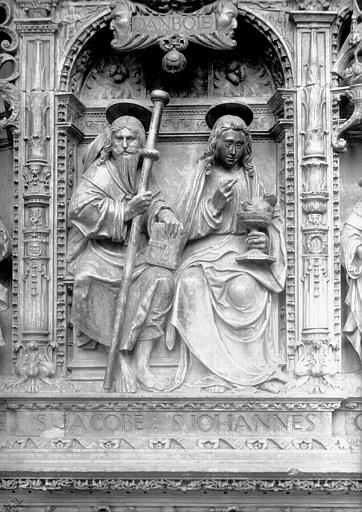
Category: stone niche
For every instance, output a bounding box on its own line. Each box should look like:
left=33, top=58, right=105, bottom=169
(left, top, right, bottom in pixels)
left=66, top=19, right=283, bottom=386
left=0, top=0, right=361, bottom=508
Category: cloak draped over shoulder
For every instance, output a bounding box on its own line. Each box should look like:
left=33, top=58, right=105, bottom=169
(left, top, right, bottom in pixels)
left=341, top=200, right=362, bottom=362
left=168, top=161, right=287, bottom=387
left=68, top=159, right=173, bottom=351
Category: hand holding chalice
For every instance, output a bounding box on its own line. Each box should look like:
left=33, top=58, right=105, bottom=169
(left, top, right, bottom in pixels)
left=236, top=194, right=277, bottom=264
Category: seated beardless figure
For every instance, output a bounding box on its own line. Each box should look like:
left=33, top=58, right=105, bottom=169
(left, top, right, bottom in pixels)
left=68, top=103, right=182, bottom=393
left=169, top=103, right=287, bottom=393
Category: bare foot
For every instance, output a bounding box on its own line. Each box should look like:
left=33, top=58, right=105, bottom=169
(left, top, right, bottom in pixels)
left=258, top=380, right=283, bottom=393
left=272, top=370, right=292, bottom=383
left=204, top=385, right=230, bottom=393
left=118, top=355, right=137, bottom=393
left=136, top=364, right=167, bottom=391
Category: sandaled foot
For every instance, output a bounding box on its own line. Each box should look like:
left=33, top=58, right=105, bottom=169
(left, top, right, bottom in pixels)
left=258, top=380, right=283, bottom=393
left=204, top=384, right=230, bottom=393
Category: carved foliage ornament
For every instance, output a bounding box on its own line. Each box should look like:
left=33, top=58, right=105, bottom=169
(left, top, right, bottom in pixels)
left=0, top=1, right=19, bottom=128
left=297, top=0, right=331, bottom=9
left=0, top=478, right=361, bottom=492
left=110, top=0, right=237, bottom=73
left=332, top=0, right=362, bottom=151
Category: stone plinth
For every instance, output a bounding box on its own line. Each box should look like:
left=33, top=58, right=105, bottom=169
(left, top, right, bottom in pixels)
left=0, top=396, right=360, bottom=478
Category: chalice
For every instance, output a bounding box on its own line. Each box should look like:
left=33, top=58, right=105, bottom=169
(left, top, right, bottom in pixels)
left=235, top=195, right=277, bottom=265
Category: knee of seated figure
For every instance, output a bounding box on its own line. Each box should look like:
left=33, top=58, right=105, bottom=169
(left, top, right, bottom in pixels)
left=179, top=267, right=203, bottom=289
left=228, top=274, right=256, bottom=306
left=155, top=267, right=174, bottom=296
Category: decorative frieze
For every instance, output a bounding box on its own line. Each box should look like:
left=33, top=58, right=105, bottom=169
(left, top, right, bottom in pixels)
left=0, top=478, right=361, bottom=492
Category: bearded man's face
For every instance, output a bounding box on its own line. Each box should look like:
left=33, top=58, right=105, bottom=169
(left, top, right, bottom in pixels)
left=111, top=127, right=142, bottom=158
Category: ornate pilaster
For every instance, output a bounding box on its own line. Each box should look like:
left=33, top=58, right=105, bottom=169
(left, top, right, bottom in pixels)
left=9, top=13, right=59, bottom=391
left=54, top=93, right=84, bottom=376
left=269, top=89, right=297, bottom=372
left=290, top=10, right=339, bottom=392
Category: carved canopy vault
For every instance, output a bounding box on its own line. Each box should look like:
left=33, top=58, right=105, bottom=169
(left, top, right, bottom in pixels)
left=0, top=0, right=361, bottom=508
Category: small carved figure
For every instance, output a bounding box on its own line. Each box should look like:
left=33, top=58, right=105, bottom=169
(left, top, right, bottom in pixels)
left=168, top=102, right=287, bottom=393
left=68, top=103, right=182, bottom=392
left=61, top=6, right=82, bottom=42
left=341, top=195, right=362, bottom=363
left=214, top=59, right=274, bottom=97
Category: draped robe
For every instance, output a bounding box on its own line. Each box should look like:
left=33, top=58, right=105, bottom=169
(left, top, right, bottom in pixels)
left=169, top=162, right=287, bottom=387
left=341, top=201, right=362, bottom=362
left=68, top=158, right=174, bottom=351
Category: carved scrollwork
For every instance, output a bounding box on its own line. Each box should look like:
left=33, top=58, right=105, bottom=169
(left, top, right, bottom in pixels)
left=0, top=80, right=20, bottom=128
left=0, top=478, right=361, bottom=492
left=0, top=1, right=19, bottom=127
left=332, top=0, right=362, bottom=151
left=109, top=0, right=237, bottom=73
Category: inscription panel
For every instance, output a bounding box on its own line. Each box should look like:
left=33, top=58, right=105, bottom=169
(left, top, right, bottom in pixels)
left=6, top=410, right=331, bottom=438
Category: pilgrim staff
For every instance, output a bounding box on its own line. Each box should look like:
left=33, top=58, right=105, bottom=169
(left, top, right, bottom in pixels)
left=103, top=90, right=170, bottom=392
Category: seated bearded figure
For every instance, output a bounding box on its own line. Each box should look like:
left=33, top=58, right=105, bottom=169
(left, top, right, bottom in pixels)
left=68, top=105, right=182, bottom=393
left=168, top=103, right=288, bottom=393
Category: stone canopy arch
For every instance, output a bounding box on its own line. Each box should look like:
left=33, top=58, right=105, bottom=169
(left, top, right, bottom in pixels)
left=58, top=3, right=295, bottom=94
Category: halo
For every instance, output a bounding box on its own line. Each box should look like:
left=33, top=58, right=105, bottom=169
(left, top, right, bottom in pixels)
left=205, top=101, right=254, bottom=129
left=105, top=100, right=152, bottom=131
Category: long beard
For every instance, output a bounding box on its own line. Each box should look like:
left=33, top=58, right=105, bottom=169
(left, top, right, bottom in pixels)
left=112, top=152, right=140, bottom=195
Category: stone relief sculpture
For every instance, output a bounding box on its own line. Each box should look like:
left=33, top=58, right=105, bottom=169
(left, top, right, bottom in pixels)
left=213, top=57, right=276, bottom=97
left=341, top=190, right=362, bottom=364
left=167, top=102, right=287, bottom=393
left=82, top=54, right=142, bottom=101
left=67, top=99, right=182, bottom=393
left=0, top=216, right=10, bottom=346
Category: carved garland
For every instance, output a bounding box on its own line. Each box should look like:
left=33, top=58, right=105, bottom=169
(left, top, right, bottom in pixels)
left=0, top=478, right=361, bottom=492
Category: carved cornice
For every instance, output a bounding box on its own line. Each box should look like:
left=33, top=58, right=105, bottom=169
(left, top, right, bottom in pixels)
left=0, top=478, right=361, bottom=492
left=15, top=20, right=58, bottom=33
left=290, top=11, right=338, bottom=26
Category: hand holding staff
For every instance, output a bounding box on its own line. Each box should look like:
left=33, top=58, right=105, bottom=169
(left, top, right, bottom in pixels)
left=103, top=90, right=170, bottom=392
